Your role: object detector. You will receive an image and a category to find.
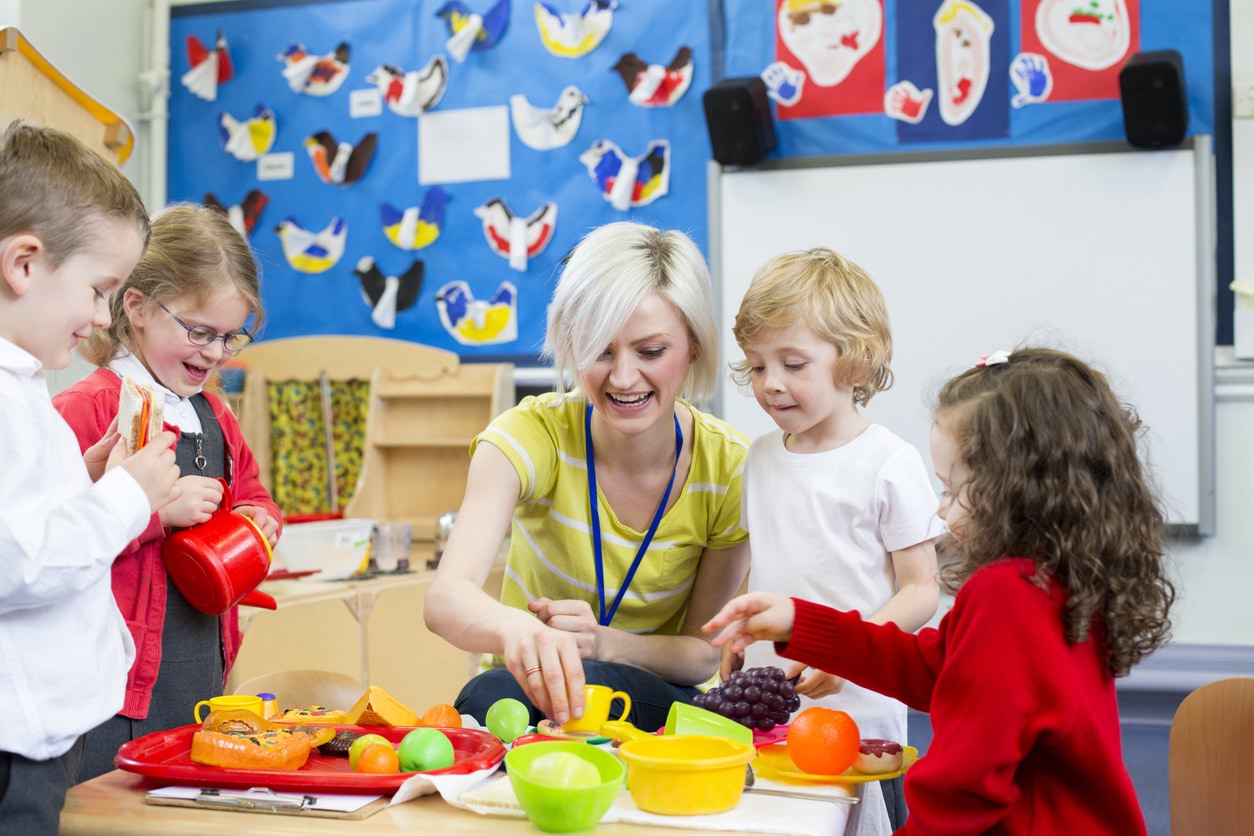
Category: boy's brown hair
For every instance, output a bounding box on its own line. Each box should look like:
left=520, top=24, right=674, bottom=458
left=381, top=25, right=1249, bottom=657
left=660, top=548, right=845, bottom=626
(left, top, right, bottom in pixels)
left=731, top=247, right=893, bottom=406
left=0, top=120, right=150, bottom=265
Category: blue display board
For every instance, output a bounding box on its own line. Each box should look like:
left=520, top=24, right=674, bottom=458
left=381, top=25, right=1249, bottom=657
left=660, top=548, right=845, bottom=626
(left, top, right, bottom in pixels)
left=169, top=0, right=713, bottom=362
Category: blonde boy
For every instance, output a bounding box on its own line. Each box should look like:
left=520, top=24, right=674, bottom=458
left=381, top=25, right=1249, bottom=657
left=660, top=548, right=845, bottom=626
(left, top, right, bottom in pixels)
left=0, top=121, right=178, bottom=832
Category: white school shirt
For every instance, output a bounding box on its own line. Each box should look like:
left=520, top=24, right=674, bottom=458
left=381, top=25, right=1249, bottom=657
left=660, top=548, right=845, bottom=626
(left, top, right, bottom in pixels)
left=109, top=353, right=203, bottom=434
left=742, top=425, right=946, bottom=745
left=0, top=338, right=150, bottom=760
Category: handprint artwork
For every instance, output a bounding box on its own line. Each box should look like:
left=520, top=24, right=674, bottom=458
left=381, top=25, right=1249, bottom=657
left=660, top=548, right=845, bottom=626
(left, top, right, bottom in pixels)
left=1034, top=0, right=1131, bottom=71
left=761, top=61, right=805, bottom=107
left=1010, top=52, right=1053, bottom=107
left=774, top=0, right=885, bottom=117
left=883, top=80, right=933, bottom=124
left=934, top=0, right=994, bottom=126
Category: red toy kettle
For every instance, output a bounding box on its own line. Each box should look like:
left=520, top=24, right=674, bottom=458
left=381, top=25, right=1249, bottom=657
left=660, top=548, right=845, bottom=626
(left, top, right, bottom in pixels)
left=162, top=479, right=277, bottom=615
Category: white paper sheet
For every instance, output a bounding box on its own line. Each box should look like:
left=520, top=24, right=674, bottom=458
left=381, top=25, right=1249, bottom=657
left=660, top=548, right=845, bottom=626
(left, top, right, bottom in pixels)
left=418, top=106, right=510, bottom=185
left=145, top=785, right=381, bottom=814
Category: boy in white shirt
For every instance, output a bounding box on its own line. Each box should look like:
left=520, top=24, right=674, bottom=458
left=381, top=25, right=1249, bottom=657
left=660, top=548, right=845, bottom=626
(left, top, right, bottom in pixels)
left=0, top=121, right=180, bottom=834
left=729, top=248, right=944, bottom=832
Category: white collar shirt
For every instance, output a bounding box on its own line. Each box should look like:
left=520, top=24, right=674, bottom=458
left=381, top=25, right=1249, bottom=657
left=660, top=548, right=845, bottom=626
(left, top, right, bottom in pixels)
left=108, top=352, right=204, bottom=435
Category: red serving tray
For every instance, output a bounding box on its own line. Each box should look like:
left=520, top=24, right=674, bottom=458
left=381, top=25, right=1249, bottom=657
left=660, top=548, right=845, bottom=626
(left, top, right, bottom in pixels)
left=114, top=724, right=505, bottom=794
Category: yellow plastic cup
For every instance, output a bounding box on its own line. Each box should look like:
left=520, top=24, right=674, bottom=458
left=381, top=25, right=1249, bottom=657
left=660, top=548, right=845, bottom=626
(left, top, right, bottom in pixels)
left=562, top=685, right=631, bottom=735
left=193, top=694, right=263, bottom=724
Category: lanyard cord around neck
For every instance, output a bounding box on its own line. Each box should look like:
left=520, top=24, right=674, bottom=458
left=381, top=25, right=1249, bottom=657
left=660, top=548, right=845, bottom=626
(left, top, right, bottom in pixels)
left=585, top=403, right=683, bottom=628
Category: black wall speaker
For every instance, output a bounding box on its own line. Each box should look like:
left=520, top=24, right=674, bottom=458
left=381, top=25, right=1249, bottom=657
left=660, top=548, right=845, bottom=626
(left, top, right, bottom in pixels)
left=1119, top=50, right=1188, bottom=149
left=703, top=77, right=777, bottom=167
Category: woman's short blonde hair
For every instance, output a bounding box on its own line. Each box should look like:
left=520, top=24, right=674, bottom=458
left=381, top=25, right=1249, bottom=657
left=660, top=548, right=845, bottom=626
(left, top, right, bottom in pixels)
left=731, top=248, right=892, bottom=406
left=544, top=222, right=720, bottom=403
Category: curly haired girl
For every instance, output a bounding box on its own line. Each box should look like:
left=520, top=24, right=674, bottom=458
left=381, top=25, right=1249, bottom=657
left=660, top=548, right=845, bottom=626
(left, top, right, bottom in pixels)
left=703, top=346, right=1174, bottom=835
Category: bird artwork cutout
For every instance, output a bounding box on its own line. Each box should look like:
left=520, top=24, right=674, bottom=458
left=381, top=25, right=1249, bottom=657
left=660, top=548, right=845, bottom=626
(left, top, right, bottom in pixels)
left=435, top=0, right=510, bottom=63
left=365, top=57, right=448, bottom=116
left=612, top=46, right=694, bottom=108
left=534, top=0, right=617, bottom=59
left=277, top=41, right=351, bottom=96
left=181, top=30, right=233, bottom=101
left=276, top=216, right=348, bottom=274
left=436, top=280, right=518, bottom=346
left=203, top=190, right=269, bottom=239
left=218, top=104, right=276, bottom=162
left=353, top=256, right=424, bottom=330
left=579, top=139, right=670, bottom=211
left=473, top=199, right=557, bottom=272
left=380, top=188, right=449, bottom=252
left=303, top=131, right=378, bottom=186
left=509, top=86, right=588, bottom=150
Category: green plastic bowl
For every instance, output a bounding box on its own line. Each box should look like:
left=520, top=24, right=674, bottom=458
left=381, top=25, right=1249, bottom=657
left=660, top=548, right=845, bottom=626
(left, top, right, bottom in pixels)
left=505, top=741, right=625, bottom=833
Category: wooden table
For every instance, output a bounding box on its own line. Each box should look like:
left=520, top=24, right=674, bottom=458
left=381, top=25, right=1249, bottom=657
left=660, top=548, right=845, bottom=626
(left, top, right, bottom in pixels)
left=61, top=770, right=738, bottom=835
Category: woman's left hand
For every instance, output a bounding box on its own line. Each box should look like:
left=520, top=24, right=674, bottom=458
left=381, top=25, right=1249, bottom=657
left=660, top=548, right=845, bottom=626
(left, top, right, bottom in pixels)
left=235, top=504, right=279, bottom=547
left=529, top=597, right=601, bottom=659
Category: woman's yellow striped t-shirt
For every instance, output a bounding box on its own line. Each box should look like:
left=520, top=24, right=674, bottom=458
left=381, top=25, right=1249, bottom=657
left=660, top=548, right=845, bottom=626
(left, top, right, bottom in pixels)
left=474, top=393, right=749, bottom=669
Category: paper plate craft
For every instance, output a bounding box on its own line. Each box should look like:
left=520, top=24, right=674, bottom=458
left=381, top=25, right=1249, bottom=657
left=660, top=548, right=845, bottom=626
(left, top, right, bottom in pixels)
left=436, top=280, right=517, bottom=346
left=354, top=256, right=423, bottom=330
left=534, top=0, right=617, bottom=58
left=277, top=41, right=350, bottom=96
left=1034, top=0, right=1131, bottom=71
left=473, top=199, right=557, bottom=272
left=761, top=60, right=805, bottom=107
left=380, top=188, right=449, bottom=252
left=436, top=0, right=510, bottom=63
left=303, top=131, right=377, bottom=186
left=612, top=46, right=693, bottom=108
left=204, top=190, right=268, bottom=238
left=181, top=30, right=232, bottom=101
left=579, top=139, right=670, bottom=211
left=933, top=0, right=994, bottom=127
left=218, top=104, right=275, bottom=162
left=778, top=0, right=883, bottom=88
left=510, top=86, right=587, bottom=150
left=276, top=216, right=347, bottom=274
left=366, top=57, right=448, bottom=116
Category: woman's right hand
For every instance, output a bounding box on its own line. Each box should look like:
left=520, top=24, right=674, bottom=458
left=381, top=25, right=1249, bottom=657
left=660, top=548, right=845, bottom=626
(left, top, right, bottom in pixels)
left=158, top=476, right=225, bottom=528
left=502, top=619, right=587, bottom=725
left=117, top=431, right=182, bottom=512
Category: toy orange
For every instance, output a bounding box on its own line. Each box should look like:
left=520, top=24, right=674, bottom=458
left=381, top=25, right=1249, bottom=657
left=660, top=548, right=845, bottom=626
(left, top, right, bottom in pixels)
left=356, top=742, right=400, bottom=774
left=786, top=707, right=860, bottom=776
left=420, top=703, right=463, bottom=728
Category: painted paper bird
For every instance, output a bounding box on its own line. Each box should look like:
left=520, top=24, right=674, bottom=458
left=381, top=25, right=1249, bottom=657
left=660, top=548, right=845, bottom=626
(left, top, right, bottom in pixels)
left=204, top=190, right=269, bottom=238
left=354, top=256, right=424, bottom=330
left=509, top=85, right=588, bottom=150
left=579, top=139, right=670, bottom=211
left=612, top=46, right=693, bottom=108
left=436, top=280, right=518, bottom=346
left=436, top=0, right=510, bottom=63
left=277, top=41, right=351, bottom=96
left=534, top=0, right=617, bottom=58
left=473, top=199, right=557, bottom=272
left=181, top=30, right=233, bottom=101
left=218, top=104, right=276, bottom=162
left=303, top=131, right=377, bottom=186
left=365, top=57, right=448, bottom=116
left=276, top=216, right=347, bottom=274
left=380, top=188, right=449, bottom=251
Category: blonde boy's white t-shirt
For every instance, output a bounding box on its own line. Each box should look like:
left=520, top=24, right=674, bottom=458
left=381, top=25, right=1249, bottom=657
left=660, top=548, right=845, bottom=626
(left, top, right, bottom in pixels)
left=742, top=425, right=945, bottom=745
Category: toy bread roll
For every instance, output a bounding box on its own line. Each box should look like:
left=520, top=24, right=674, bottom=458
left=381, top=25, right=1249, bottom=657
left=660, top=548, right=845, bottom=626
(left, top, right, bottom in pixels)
left=118, top=377, right=163, bottom=450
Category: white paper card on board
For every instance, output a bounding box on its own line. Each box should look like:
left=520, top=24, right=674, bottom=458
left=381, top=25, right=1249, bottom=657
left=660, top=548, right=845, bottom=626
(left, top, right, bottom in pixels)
left=257, top=152, right=294, bottom=181
left=350, top=88, right=383, bottom=118
left=418, top=106, right=510, bottom=185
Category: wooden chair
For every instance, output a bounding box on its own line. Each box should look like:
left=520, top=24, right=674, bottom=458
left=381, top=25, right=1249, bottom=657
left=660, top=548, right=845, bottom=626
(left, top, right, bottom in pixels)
left=233, top=669, right=365, bottom=713
left=1168, top=676, right=1254, bottom=835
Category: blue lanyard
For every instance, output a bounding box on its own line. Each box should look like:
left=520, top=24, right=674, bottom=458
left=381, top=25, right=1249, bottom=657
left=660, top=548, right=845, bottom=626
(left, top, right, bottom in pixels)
left=585, top=403, right=683, bottom=627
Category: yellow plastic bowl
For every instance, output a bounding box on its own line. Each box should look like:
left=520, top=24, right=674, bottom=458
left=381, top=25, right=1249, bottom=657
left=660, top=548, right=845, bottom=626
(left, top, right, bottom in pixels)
left=617, top=734, right=755, bottom=816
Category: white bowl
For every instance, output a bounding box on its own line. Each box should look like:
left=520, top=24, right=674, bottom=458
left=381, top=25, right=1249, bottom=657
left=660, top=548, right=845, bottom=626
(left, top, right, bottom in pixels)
left=274, top=519, right=374, bottom=580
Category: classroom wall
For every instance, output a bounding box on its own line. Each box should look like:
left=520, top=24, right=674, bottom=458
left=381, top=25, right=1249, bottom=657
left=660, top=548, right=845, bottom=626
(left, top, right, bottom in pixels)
left=15, top=0, right=1254, bottom=648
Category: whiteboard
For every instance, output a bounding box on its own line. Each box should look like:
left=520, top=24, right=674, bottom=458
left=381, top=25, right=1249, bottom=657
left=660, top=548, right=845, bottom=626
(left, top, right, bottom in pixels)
left=712, top=139, right=1215, bottom=532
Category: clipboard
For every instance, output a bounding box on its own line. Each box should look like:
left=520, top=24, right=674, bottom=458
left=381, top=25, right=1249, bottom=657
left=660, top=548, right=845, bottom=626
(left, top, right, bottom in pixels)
left=144, top=786, right=390, bottom=820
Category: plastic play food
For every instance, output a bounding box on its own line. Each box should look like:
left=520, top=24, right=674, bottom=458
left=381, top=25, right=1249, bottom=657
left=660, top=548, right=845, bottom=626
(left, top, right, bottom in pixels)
left=693, top=666, right=801, bottom=733
left=189, top=729, right=312, bottom=771
left=419, top=703, right=462, bottom=728
left=617, top=734, right=755, bottom=816
left=355, top=742, right=400, bottom=774
left=486, top=698, right=530, bottom=743
left=348, top=733, right=391, bottom=770
left=348, top=686, right=420, bottom=726
left=786, top=707, right=860, bottom=776
left=397, top=728, right=456, bottom=772
left=276, top=706, right=350, bottom=723
left=853, top=739, right=905, bottom=774
left=528, top=751, right=602, bottom=788
left=506, top=741, right=624, bottom=833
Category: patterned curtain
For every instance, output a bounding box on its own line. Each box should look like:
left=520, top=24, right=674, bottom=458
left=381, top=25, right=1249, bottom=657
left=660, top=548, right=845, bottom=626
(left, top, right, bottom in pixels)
left=267, top=379, right=369, bottom=517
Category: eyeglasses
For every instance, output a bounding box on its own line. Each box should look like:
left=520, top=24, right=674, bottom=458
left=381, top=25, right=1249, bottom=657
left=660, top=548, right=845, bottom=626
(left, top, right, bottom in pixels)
left=157, top=302, right=253, bottom=353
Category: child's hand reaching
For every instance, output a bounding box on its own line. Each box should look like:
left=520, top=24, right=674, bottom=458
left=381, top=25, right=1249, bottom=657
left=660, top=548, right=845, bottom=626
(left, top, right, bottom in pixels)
left=158, top=476, right=224, bottom=528
left=235, top=505, right=279, bottom=547
left=84, top=416, right=121, bottom=482
left=703, top=592, right=796, bottom=654
left=119, top=431, right=182, bottom=512
left=785, top=662, right=846, bottom=699
left=719, top=644, right=744, bottom=682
